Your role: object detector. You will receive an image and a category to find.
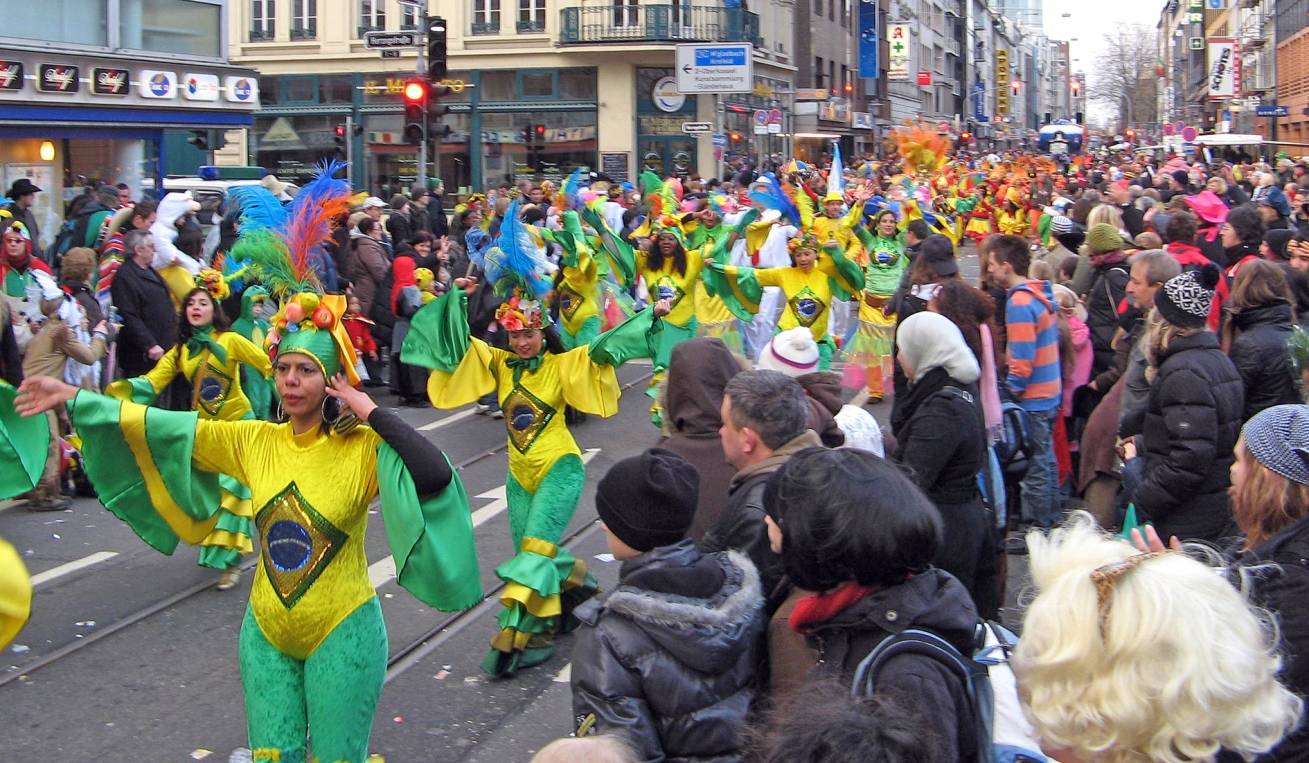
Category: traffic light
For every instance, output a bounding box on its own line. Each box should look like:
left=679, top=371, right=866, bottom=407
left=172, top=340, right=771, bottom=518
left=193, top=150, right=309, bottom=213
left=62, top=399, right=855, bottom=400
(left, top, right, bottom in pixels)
left=729, top=132, right=742, bottom=142
left=1071, top=81, right=1081, bottom=97
left=333, top=124, right=346, bottom=156
left=960, top=132, right=972, bottom=142
left=403, top=78, right=427, bottom=145
left=1124, top=128, right=1136, bottom=142
left=427, top=81, right=451, bottom=142
left=1011, top=80, right=1021, bottom=96
left=534, top=124, right=546, bottom=142
left=426, top=16, right=448, bottom=83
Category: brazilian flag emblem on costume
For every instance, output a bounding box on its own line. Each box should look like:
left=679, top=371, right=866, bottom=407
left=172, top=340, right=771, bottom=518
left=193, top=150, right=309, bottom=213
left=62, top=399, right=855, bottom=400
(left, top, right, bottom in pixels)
left=504, top=385, right=555, bottom=454
left=652, top=276, right=685, bottom=308
left=788, top=286, right=825, bottom=329
left=193, top=364, right=234, bottom=418
left=558, top=283, right=584, bottom=322
left=256, top=482, right=348, bottom=609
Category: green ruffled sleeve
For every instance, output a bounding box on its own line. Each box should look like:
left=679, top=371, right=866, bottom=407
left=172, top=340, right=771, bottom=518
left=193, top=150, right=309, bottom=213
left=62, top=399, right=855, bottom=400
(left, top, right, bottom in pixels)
left=104, top=376, right=159, bottom=405
left=587, top=307, right=663, bottom=367
left=580, top=205, right=636, bottom=287
left=67, top=391, right=224, bottom=555
left=376, top=446, right=482, bottom=612
left=702, top=262, right=762, bottom=322
left=819, top=242, right=866, bottom=300
left=0, top=382, right=50, bottom=500
left=401, top=290, right=470, bottom=373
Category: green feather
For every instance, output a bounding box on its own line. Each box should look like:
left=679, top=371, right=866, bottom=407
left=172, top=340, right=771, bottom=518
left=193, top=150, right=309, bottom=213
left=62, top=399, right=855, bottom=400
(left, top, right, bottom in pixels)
left=232, top=228, right=316, bottom=299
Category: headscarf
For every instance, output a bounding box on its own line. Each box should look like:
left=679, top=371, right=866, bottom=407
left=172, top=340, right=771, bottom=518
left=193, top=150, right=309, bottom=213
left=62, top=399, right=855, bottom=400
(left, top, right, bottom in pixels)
left=391, top=256, right=417, bottom=315
left=896, top=311, right=980, bottom=385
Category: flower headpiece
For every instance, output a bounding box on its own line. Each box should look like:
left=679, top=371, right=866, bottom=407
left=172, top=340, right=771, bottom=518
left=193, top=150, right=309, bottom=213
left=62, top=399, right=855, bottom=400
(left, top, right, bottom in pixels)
left=788, top=231, right=821, bottom=254
left=494, top=288, right=550, bottom=331
left=194, top=267, right=232, bottom=301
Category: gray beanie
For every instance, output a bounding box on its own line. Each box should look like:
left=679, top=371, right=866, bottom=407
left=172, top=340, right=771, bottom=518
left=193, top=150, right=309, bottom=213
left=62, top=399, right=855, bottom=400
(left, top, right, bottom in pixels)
left=1243, top=404, right=1309, bottom=486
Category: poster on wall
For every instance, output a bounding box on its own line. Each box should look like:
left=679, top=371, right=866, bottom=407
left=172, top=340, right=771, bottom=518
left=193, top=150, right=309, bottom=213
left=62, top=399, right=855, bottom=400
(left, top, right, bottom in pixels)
left=858, top=0, right=878, bottom=79
left=601, top=152, right=630, bottom=183
left=887, top=24, right=911, bottom=81
left=1206, top=38, right=1240, bottom=100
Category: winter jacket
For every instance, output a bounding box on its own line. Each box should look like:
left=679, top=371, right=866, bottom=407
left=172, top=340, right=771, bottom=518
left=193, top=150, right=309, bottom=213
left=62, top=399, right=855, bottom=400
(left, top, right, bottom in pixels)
left=429, top=194, right=449, bottom=238
left=109, top=257, right=177, bottom=377
left=1228, top=302, right=1300, bottom=422
left=1118, top=202, right=1146, bottom=239
left=657, top=338, right=745, bottom=543
left=1004, top=279, right=1062, bottom=412
left=892, top=367, right=992, bottom=607
left=769, top=569, right=980, bottom=762
left=345, top=235, right=390, bottom=318
left=701, top=430, right=823, bottom=607
left=1216, top=515, right=1309, bottom=762
left=571, top=541, right=764, bottom=763
left=386, top=209, right=413, bottom=250
left=1085, top=254, right=1130, bottom=378
left=1132, top=331, right=1244, bottom=544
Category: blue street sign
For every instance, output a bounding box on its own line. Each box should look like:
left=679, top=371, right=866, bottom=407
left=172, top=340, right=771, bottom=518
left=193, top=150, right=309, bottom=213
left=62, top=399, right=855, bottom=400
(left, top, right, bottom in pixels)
left=1256, top=104, right=1289, bottom=117
left=713, top=133, right=728, bottom=147
left=694, top=47, right=747, bottom=67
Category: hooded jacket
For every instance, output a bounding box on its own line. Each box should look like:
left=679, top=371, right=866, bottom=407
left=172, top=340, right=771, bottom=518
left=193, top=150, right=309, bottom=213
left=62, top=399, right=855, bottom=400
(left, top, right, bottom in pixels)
left=1134, top=331, right=1244, bottom=544
left=345, top=234, right=389, bottom=318
left=657, top=338, right=744, bottom=543
left=1003, top=279, right=1062, bottom=411
left=1085, top=252, right=1130, bottom=377
left=571, top=541, right=764, bottom=763
left=1228, top=301, right=1300, bottom=422
left=769, top=569, right=980, bottom=762
left=795, top=371, right=846, bottom=448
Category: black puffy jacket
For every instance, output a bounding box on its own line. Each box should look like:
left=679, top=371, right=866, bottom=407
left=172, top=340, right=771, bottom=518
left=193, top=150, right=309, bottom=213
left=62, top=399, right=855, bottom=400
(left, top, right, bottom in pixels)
left=1228, top=302, right=1300, bottom=422
left=1134, top=331, right=1244, bottom=544
left=570, top=540, right=764, bottom=763
left=1086, top=257, right=1130, bottom=378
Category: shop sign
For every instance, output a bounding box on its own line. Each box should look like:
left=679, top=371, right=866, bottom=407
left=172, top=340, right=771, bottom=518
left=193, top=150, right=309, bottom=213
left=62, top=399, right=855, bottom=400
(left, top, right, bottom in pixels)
left=887, top=23, right=911, bottom=81
left=917, top=71, right=932, bottom=86
left=995, top=49, right=1010, bottom=115
left=819, top=100, right=851, bottom=123
left=0, top=61, right=23, bottom=91
left=752, top=82, right=774, bottom=98
left=224, top=76, right=259, bottom=104
left=361, top=77, right=465, bottom=95
left=1207, top=38, right=1240, bottom=100
left=37, top=64, right=79, bottom=94
left=652, top=75, right=686, bottom=113
left=639, top=115, right=691, bottom=136
left=139, top=69, right=177, bottom=99
left=852, top=112, right=873, bottom=130
left=794, top=88, right=828, bottom=101
left=183, top=73, right=220, bottom=102
left=91, top=67, right=129, bottom=96
left=858, top=0, right=878, bottom=78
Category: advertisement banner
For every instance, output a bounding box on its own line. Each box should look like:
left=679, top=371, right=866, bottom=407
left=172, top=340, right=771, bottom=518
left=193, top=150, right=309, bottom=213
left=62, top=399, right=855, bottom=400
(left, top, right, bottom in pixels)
left=995, top=49, right=1010, bottom=115
left=887, top=23, right=910, bottom=81
left=1206, top=38, right=1239, bottom=100
left=973, top=81, right=985, bottom=121
left=858, top=0, right=878, bottom=79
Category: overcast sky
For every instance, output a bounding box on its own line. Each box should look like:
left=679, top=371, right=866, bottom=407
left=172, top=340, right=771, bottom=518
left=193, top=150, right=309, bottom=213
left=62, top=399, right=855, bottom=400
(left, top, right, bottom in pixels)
left=1043, top=0, right=1164, bottom=121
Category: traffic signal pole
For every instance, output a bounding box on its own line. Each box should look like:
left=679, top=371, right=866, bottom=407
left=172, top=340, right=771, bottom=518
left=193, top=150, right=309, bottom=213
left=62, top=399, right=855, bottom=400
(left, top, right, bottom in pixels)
left=414, top=10, right=428, bottom=188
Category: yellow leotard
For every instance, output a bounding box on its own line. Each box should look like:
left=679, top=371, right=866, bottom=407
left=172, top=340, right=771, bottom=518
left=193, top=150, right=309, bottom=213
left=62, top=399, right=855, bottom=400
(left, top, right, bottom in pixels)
left=721, top=264, right=835, bottom=342
left=637, top=249, right=704, bottom=328
left=109, top=332, right=272, bottom=422
left=558, top=241, right=600, bottom=338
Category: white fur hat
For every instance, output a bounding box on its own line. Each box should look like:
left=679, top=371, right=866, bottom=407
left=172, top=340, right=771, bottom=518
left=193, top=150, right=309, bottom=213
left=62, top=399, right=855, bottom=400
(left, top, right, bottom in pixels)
left=756, top=327, right=819, bottom=377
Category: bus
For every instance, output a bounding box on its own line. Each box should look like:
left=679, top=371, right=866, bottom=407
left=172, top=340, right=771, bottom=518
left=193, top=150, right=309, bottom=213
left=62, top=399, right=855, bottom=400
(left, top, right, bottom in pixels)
left=1038, top=123, right=1084, bottom=156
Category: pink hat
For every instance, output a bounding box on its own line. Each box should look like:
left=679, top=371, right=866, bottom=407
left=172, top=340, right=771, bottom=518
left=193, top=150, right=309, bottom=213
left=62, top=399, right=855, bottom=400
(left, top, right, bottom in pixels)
left=1184, top=190, right=1229, bottom=225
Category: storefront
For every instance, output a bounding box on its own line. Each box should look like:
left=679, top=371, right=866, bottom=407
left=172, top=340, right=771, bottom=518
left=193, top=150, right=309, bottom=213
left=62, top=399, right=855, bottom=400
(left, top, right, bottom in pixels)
left=0, top=48, right=258, bottom=250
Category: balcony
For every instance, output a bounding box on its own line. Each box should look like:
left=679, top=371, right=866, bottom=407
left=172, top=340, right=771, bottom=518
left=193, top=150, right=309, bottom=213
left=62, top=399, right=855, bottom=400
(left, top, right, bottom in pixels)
left=558, top=5, right=761, bottom=47
left=471, top=19, right=501, bottom=35
left=517, top=18, right=547, bottom=33
left=249, top=27, right=274, bottom=41
left=290, top=25, right=317, bottom=40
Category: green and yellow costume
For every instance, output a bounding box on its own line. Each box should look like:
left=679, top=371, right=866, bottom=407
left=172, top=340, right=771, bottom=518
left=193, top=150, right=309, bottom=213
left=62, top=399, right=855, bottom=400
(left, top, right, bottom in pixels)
left=849, top=231, right=906, bottom=397
left=549, top=211, right=603, bottom=349
left=0, top=380, right=48, bottom=650
left=106, top=327, right=272, bottom=570
left=231, top=285, right=276, bottom=420
left=403, top=289, right=661, bottom=675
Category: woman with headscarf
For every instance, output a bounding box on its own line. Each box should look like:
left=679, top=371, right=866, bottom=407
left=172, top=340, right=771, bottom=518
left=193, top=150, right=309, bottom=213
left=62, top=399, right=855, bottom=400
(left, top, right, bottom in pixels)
left=891, top=311, right=995, bottom=613
left=388, top=256, right=426, bottom=405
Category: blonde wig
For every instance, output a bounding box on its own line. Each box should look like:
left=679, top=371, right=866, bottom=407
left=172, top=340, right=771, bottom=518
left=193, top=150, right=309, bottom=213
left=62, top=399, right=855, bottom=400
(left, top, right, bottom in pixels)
left=1013, top=513, right=1302, bottom=762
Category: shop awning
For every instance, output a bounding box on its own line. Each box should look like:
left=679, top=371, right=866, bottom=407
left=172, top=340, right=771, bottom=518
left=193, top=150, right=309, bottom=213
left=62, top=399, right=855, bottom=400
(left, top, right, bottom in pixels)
left=0, top=104, right=252, bottom=131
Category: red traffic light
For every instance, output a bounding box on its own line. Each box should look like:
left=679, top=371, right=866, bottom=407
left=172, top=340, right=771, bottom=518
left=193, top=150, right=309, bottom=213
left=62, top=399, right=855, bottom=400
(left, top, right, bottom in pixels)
left=1125, top=129, right=1136, bottom=140
left=843, top=82, right=853, bottom=94
left=534, top=124, right=546, bottom=138
left=730, top=132, right=742, bottom=141
left=334, top=125, right=346, bottom=138
left=960, top=132, right=972, bottom=142
left=403, top=79, right=427, bottom=103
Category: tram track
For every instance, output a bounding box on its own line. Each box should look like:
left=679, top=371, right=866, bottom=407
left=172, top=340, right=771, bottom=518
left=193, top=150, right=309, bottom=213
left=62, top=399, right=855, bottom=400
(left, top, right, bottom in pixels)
left=0, top=370, right=651, bottom=689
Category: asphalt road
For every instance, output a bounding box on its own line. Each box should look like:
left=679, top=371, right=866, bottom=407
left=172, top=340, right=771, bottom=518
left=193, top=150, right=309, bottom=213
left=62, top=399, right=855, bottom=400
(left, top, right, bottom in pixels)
left=0, top=245, right=1028, bottom=762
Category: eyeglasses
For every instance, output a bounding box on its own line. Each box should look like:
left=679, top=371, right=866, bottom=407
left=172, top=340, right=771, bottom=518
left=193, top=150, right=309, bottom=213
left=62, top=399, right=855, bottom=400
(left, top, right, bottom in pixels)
left=1090, top=550, right=1169, bottom=635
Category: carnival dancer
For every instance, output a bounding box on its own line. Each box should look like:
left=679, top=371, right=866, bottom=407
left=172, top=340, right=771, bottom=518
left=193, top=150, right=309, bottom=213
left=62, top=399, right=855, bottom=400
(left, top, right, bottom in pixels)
left=848, top=208, right=907, bottom=401
left=402, top=201, right=671, bottom=676
left=0, top=379, right=48, bottom=649
left=16, top=171, right=480, bottom=763
left=230, top=284, right=275, bottom=420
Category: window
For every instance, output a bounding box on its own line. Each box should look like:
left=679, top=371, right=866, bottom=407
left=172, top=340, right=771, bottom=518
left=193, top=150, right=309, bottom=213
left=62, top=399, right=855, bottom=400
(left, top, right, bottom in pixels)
left=829, top=60, right=836, bottom=93
left=4, top=0, right=108, bottom=47
left=517, top=0, right=544, bottom=32
left=121, top=0, right=221, bottom=57
left=815, top=56, right=824, bottom=88
left=828, top=0, right=834, bottom=20
left=559, top=69, right=597, bottom=99
left=291, top=0, right=315, bottom=39
left=401, top=2, right=419, bottom=29
left=251, top=0, right=275, bottom=40
left=520, top=71, right=554, bottom=96
left=472, top=0, right=501, bottom=34
left=482, top=71, right=514, bottom=100
left=358, top=0, right=384, bottom=36
left=613, top=0, right=638, bottom=28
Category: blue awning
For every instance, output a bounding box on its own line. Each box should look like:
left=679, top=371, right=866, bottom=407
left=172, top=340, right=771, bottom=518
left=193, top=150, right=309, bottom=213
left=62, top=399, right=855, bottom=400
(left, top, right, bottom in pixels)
left=0, top=104, right=253, bottom=130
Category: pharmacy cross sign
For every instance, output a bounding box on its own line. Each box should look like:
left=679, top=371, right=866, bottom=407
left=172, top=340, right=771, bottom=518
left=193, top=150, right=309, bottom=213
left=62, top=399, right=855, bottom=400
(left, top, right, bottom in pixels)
left=892, top=41, right=905, bottom=54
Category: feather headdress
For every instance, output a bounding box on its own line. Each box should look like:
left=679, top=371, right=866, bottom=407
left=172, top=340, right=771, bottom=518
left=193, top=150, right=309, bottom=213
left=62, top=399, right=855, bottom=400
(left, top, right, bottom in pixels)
left=226, top=185, right=288, bottom=233
left=748, top=175, right=803, bottom=227
left=482, top=199, right=555, bottom=299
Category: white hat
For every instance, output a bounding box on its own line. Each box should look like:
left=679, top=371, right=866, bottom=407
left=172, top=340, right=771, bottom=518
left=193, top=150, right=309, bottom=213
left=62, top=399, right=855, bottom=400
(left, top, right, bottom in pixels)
left=755, top=327, right=819, bottom=377
left=362, top=196, right=387, bottom=209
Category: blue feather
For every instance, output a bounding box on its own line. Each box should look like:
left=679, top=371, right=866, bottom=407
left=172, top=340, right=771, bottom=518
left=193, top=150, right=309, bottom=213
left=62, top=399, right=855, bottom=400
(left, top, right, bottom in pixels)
left=563, top=168, right=584, bottom=211
left=290, top=159, right=351, bottom=217
left=830, top=144, right=845, bottom=197
left=227, top=186, right=288, bottom=232
left=747, top=175, right=802, bottom=226
left=484, top=200, right=553, bottom=298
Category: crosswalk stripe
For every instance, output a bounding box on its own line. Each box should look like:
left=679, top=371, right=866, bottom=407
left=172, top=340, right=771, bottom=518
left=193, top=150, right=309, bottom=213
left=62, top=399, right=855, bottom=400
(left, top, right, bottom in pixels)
left=418, top=408, right=477, bottom=431
left=30, top=552, right=119, bottom=588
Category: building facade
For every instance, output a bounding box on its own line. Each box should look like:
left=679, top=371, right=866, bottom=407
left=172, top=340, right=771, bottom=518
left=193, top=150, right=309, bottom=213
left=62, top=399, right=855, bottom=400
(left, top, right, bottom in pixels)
left=1275, top=0, right=1309, bottom=144
left=229, top=0, right=796, bottom=193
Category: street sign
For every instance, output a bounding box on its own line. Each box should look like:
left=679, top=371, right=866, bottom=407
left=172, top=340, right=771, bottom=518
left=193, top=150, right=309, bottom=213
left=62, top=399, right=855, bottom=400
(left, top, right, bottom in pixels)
left=381, top=50, right=401, bottom=59
left=917, top=71, right=932, bottom=86
left=364, top=31, right=419, bottom=49
left=1256, top=104, right=1289, bottom=117
left=753, top=109, right=768, bottom=126
left=712, top=133, right=728, bottom=147
left=1181, top=125, right=1199, bottom=141
left=767, top=108, right=783, bottom=125
left=752, top=124, right=768, bottom=135
left=681, top=121, right=713, bottom=134
left=767, top=123, right=781, bottom=134
left=675, top=43, right=753, bottom=94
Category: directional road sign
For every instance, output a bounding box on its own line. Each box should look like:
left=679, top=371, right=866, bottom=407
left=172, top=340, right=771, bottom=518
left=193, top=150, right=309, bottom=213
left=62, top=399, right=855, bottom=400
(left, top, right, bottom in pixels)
left=364, top=31, right=419, bottom=49
left=675, top=43, right=753, bottom=94
left=712, top=133, right=728, bottom=147
left=1256, top=104, right=1289, bottom=117
left=681, top=122, right=713, bottom=134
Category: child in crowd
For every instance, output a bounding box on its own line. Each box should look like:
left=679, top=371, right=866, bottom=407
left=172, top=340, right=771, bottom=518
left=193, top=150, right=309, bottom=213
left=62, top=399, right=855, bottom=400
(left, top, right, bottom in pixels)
left=571, top=448, right=764, bottom=762
left=342, top=295, right=378, bottom=382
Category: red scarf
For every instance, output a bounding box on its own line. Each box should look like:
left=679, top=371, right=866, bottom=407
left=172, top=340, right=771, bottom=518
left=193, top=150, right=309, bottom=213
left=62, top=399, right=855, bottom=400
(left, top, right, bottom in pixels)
left=789, top=580, right=879, bottom=633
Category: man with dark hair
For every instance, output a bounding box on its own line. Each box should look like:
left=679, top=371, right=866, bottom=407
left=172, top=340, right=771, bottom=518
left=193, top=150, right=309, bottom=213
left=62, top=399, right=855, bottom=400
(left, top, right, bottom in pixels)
left=904, top=219, right=931, bottom=254
left=702, top=370, right=821, bottom=603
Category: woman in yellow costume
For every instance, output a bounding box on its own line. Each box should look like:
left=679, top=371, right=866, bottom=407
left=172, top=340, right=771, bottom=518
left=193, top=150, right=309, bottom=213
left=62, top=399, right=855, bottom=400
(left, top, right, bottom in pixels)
left=994, top=185, right=1031, bottom=236
left=105, top=269, right=272, bottom=589
left=402, top=200, right=670, bottom=676
left=15, top=167, right=480, bottom=763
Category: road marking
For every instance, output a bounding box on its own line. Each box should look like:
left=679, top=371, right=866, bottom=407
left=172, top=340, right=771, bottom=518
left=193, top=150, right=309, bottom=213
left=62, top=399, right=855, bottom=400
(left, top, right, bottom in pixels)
left=370, top=448, right=602, bottom=589
left=553, top=663, right=571, bottom=683
left=30, top=552, right=119, bottom=588
left=0, top=499, right=20, bottom=513
left=418, top=408, right=477, bottom=431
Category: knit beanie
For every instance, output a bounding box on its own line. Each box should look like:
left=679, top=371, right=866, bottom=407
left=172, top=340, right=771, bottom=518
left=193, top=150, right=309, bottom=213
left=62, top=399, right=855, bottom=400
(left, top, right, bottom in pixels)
left=896, top=311, right=980, bottom=385
left=1155, top=264, right=1220, bottom=328
left=1086, top=223, right=1125, bottom=255
left=596, top=448, right=699, bottom=552
left=1050, top=215, right=1074, bottom=235
left=1242, top=404, right=1309, bottom=486
left=756, top=327, right=819, bottom=377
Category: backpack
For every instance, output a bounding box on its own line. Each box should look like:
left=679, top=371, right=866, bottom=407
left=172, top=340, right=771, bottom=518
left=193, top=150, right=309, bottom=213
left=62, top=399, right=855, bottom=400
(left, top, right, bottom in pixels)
left=994, top=400, right=1032, bottom=477
left=852, top=622, right=1047, bottom=763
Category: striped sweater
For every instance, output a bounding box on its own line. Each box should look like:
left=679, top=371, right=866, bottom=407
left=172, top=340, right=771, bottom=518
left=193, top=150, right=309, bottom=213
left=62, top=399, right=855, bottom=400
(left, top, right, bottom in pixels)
left=1004, top=279, right=1062, bottom=412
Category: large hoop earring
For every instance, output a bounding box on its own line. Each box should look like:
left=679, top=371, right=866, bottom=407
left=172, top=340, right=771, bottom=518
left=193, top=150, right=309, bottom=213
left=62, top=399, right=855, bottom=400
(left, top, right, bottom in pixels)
left=273, top=399, right=286, bottom=423
left=321, top=396, right=360, bottom=435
